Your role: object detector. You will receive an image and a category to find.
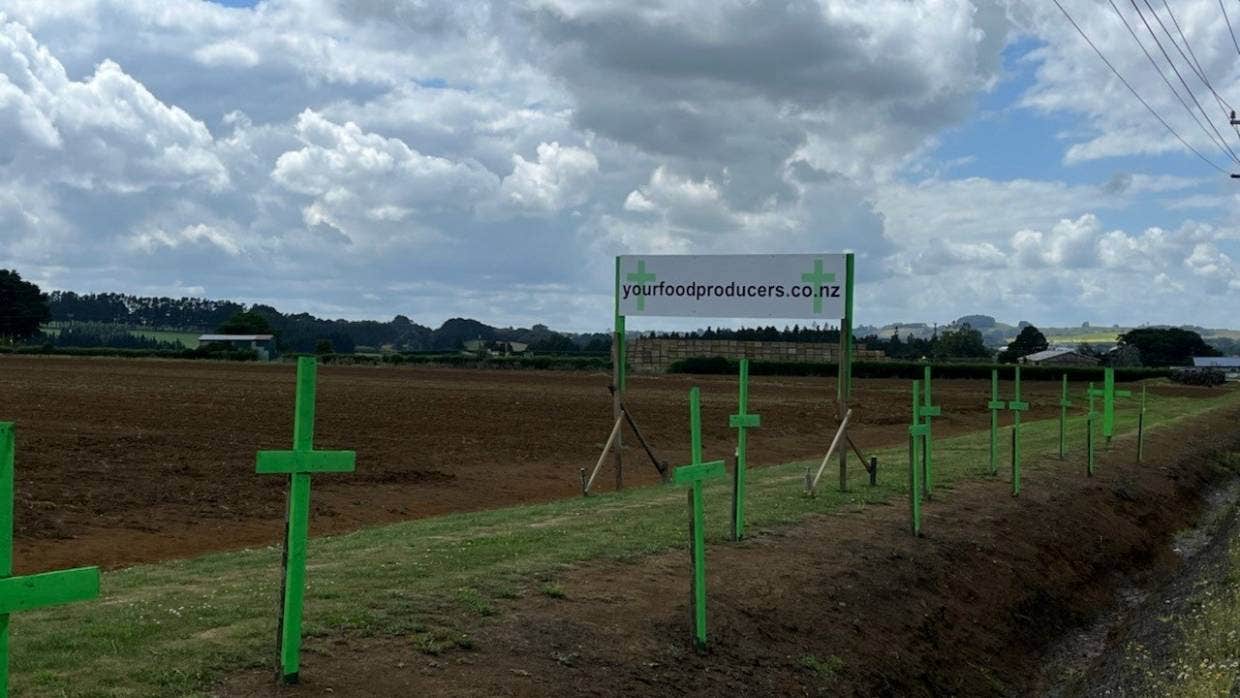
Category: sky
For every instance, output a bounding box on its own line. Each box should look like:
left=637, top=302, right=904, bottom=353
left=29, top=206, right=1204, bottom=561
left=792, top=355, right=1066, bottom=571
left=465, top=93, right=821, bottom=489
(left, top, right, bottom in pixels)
left=1, top=0, right=1239, bottom=332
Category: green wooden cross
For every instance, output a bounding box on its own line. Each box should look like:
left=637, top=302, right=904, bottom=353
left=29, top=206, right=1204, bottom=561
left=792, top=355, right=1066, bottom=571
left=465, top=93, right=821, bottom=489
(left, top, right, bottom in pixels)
left=800, top=258, right=836, bottom=314
left=256, top=357, right=356, bottom=684
left=625, top=260, right=656, bottom=311
left=917, top=366, right=941, bottom=499
left=908, top=380, right=928, bottom=537
left=1007, top=366, right=1029, bottom=497
left=1136, top=385, right=1147, bottom=463
left=728, top=359, right=760, bottom=541
left=1086, top=381, right=1097, bottom=476
left=1085, top=368, right=1131, bottom=445
left=987, top=369, right=1005, bottom=476
left=0, top=423, right=99, bottom=697
left=675, top=387, right=726, bottom=652
left=1058, top=374, right=1072, bottom=460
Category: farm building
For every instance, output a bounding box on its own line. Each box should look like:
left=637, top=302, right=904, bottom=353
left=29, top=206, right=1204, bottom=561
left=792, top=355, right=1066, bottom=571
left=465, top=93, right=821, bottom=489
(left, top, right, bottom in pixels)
left=1019, top=348, right=1100, bottom=366
left=462, top=339, right=528, bottom=356
left=196, top=334, right=276, bottom=360
left=1192, top=356, right=1240, bottom=381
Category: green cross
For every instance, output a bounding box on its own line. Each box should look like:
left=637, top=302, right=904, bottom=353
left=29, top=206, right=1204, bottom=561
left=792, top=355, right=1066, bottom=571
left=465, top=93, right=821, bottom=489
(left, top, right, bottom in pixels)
left=987, top=369, right=1005, bottom=476
left=908, top=380, right=929, bottom=537
left=674, top=387, right=726, bottom=652
left=1085, top=368, right=1131, bottom=443
left=800, top=258, right=836, bottom=314
left=1137, top=385, right=1147, bottom=463
left=727, top=359, right=760, bottom=541
left=1086, top=381, right=1098, bottom=476
left=256, top=357, right=356, bottom=684
left=1007, top=367, right=1029, bottom=497
left=0, top=424, right=100, bottom=697
left=915, top=366, right=942, bottom=498
left=1058, top=374, right=1072, bottom=460
left=626, top=260, right=657, bottom=311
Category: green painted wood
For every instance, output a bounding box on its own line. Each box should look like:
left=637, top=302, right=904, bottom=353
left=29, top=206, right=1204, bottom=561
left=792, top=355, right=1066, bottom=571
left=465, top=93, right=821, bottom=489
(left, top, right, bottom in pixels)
left=908, top=381, right=925, bottom=537
left=256, top=357, right=356, bottom=684
left=1008, top=367, right=1027, bottom=497
left=0, top=568, right=100, bottom=615
left=255, top=450, right=356, bottom=474
left=675, top=387, right=727, bottom=650
left=1087, top=382, right=1097, bottom=476
left=729, top=359, right=760, bottom=541
left=1058, top=374, right=1072, bottom=460
left=0, top=424, right=100, bottom=696
left=1086, top=368, right=1132, bottom=443
left=917, top=366, right=941, bottom=499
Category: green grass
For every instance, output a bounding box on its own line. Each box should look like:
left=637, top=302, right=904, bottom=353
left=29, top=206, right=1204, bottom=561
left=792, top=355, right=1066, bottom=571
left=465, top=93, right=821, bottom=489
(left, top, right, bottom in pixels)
left=10, top=385, right=1240, bottom=697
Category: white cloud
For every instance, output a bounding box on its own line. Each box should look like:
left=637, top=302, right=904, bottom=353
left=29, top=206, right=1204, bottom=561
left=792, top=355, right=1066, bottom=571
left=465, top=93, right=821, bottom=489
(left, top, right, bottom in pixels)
left=499, top=141, right=598, bottom=213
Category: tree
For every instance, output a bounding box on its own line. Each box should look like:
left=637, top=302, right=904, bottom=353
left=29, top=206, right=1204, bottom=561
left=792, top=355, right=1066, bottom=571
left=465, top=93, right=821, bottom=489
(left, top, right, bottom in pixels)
left=1117, top=327, right=1219, bottom=366
left=0, top=270, right=50, bottom=343
left=314, top=339, right=335, bottom=355
left=216, top=311, right=273, bottom=335
left=999, top=325, right=1048, bottom=363
left=934, top=323, right=991, bottom=360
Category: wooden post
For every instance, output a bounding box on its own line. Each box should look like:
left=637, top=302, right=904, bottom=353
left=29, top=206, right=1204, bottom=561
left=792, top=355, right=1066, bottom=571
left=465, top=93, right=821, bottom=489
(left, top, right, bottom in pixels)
left=256, top=357, right=356, bottom=684
left=676, top=387, right=726, bottom=652
left=0, top=424, right=100, bottom=697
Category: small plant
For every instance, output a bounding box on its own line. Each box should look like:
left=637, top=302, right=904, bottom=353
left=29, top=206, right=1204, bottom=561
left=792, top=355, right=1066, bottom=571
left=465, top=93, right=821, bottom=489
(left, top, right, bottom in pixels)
left=456, top=588, right=496, bottom=617
left=800, top=654, right=844, bottom=682
left=540, top=584, right=566, bottom=599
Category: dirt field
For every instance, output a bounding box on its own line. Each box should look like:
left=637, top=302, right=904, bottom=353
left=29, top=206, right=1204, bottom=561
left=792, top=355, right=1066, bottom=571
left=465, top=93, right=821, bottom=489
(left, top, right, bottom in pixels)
left=220, top=388, right=1240, bottom=697
left=0, top=355, right=1187, bottom=573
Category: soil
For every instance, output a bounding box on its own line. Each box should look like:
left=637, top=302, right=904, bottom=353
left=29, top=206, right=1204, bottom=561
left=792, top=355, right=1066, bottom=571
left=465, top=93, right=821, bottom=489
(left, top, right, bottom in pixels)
left=217, top=390, right=1240, bottom=697
left=1, top=355, right=1134, bottom=574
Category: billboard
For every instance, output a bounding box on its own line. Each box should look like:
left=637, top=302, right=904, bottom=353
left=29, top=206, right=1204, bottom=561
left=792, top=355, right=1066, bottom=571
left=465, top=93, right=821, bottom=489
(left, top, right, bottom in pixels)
left=616, top=254, right=848, bottom=319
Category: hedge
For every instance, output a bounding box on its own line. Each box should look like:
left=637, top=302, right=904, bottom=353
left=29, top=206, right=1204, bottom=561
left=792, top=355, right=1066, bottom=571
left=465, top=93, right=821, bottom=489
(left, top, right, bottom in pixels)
left=667, top=356, right=1173, bottom=382
left=0, top=345, right=258, bottom=361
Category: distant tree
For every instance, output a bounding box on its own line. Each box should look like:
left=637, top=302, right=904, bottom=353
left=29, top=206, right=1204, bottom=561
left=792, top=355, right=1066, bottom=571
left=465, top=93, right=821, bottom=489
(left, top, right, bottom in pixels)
left=934, top=324, right=991, bottom=360
left=314, top=339, right=334, bottom=355
left=216, top=311, right=273, bottom=335
left=1117, top=327, right=1219, bottom=366
left=529, top=332, right=577, bottom=353
left=0, top=270, right=50, bottom=343
left=999, top=325, right=1049, bottom=363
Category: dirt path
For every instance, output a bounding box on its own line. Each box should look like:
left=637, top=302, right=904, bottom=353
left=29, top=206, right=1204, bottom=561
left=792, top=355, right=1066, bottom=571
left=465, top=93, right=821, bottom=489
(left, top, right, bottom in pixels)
left=220, top=395, right=1240, bottom=696
left=1, top=355, right=1122, bottom=573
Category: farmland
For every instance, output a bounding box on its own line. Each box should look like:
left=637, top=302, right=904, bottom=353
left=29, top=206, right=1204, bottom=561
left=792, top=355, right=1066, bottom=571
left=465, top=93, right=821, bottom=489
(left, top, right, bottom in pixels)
left=2, top=355, right=1240, bottom=695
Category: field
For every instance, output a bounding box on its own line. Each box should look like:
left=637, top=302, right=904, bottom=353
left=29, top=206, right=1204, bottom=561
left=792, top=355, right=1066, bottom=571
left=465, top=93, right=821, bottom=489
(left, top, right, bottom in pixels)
left=2, top=355, right=1240, bottom=695
left=40, top=323, right=202, bottom=348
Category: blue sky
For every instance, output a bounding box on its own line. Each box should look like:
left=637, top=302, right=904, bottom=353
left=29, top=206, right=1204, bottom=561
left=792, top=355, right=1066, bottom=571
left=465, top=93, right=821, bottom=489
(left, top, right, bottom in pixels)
left=1, top=1, right=1237, bottom=330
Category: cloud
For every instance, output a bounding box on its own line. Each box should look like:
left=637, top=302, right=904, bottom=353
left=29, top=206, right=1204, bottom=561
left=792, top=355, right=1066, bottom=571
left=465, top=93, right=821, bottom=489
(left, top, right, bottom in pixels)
left=499, top=141, right=598, bottom=213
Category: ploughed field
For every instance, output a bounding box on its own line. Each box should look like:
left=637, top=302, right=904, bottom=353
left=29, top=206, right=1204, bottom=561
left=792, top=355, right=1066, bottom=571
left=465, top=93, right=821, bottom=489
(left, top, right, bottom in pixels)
left=0, top=355, right=1178, bottom=573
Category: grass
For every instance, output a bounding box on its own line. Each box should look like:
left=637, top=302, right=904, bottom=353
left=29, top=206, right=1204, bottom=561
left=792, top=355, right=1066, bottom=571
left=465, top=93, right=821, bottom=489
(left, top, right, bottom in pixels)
left=10, top=385, right=1240, bottom=697
left=1115, top=454, right=1240, bottom=696
left=40, top=323, right=202, bottom=348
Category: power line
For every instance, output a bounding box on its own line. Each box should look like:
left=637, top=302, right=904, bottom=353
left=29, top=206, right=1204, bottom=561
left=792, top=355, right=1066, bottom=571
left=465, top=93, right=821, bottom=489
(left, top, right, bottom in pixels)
left=1220, top=0, right=1240, bottom=57
left=1161, top=0, right=1235, bottom=112
left=1107, top=0, right=1238, bottom=163
left=1128, top=0, right=1240, bottom=163
left=1050, top=0, right=1229, bottom=174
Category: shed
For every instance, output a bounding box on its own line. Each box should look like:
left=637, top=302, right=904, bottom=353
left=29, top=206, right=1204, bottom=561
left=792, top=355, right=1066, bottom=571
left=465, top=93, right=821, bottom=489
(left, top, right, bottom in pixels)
left=1192, top=356, right=1240, bottom=380
left=197, top=334, right=276, bottom=360
left=1019, top=348, right=1100, bottom=366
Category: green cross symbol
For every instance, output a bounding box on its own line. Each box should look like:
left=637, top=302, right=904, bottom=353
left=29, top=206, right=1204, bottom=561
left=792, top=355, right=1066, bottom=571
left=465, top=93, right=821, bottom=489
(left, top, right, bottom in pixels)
left=1007, top=366, right=1029, bottom=497
left=915, top=366, right=941, bottom=498
left=626, top=260, right=657, bottom=312
left=728, top=359, right=761, bottom=541
left=0, top=423, right=100, bottom=696
left=675, top=387, right=726, bottom=651
left=800, top=258, right=836, bottom=314
left=908, top=380, right=930, bottom=537
left=1085, top=368, right=1131, bottom=442
left=256, top=357, right=356, bottom=684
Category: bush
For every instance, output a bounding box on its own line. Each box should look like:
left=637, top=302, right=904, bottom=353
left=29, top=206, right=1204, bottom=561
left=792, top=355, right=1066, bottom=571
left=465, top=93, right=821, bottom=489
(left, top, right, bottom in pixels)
left=1169, top=368, right=1226, bottom=386
left=668, top=357, right=1171, bottom=382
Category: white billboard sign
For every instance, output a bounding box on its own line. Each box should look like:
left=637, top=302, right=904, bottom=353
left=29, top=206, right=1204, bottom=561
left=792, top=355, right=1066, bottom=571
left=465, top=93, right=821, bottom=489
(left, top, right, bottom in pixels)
left=616, top=254, right=848, bottom=319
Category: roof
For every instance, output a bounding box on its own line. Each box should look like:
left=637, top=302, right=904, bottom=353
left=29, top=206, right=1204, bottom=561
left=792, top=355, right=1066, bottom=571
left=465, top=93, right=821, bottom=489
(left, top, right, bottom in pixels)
left=1023, top=348, right=1080, bottom=362
left=1193, top=357, right=1240, bottom=368
left=197, top=334, right=274, bottom=342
